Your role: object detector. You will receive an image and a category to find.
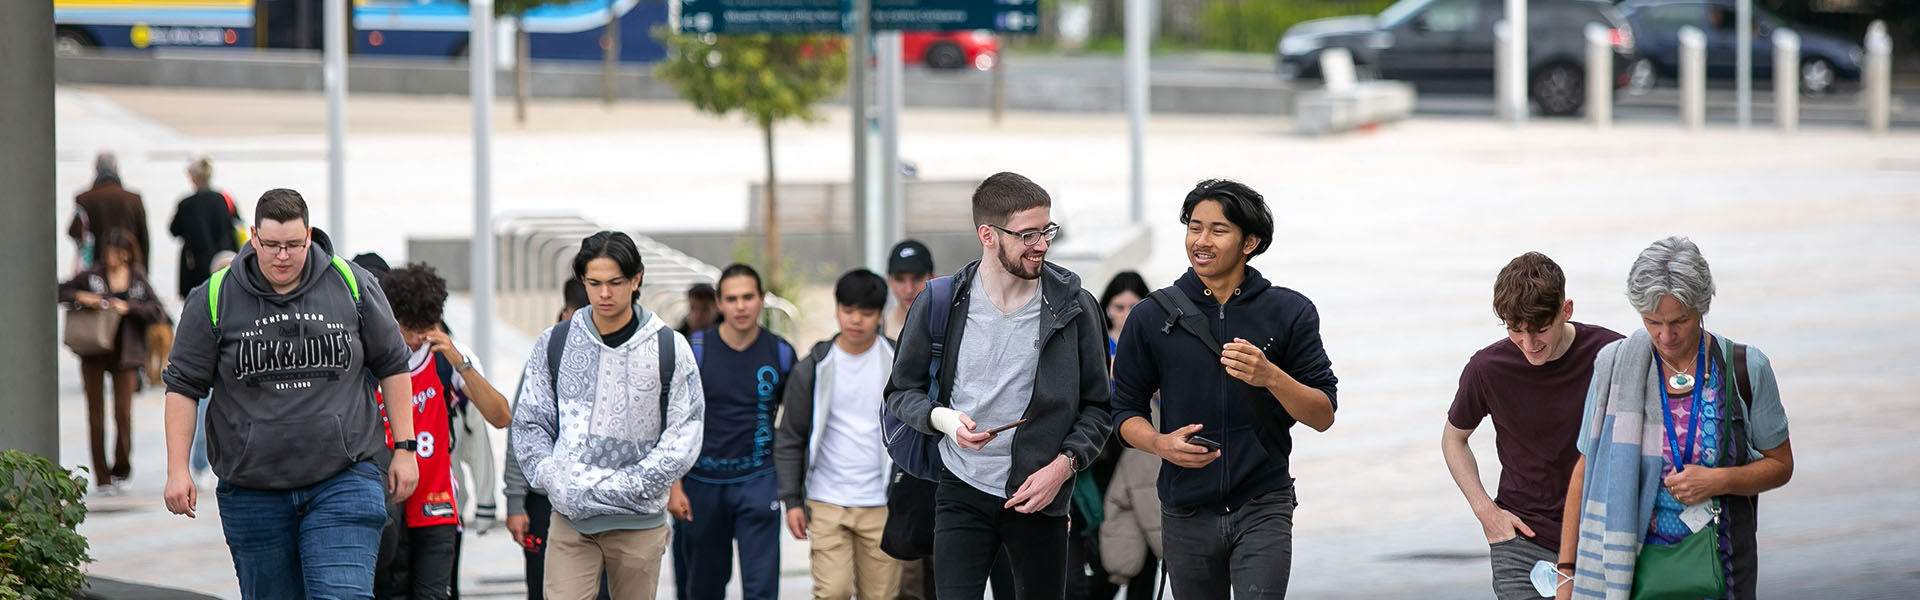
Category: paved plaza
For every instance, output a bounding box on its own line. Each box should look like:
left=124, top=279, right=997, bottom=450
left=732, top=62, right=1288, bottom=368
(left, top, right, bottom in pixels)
left=53, top=85, right=1920, bottom=598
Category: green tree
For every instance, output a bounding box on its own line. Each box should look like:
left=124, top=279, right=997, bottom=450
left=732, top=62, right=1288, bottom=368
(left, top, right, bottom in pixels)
left=654, top=29, right=849, bottom=283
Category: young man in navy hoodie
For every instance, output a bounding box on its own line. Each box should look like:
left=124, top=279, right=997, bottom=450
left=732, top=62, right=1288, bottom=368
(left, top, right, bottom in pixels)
left=674, top=264, right=797, bottom=600
left=1109, top=179, right=1339, bottom=600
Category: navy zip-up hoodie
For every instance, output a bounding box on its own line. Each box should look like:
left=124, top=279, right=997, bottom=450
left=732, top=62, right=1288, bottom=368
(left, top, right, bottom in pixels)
left=1109, top=266, right=1338, bottom=511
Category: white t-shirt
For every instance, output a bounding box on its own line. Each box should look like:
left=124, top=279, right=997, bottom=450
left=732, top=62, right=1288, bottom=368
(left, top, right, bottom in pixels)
left=807, top=342, right=891, bottom=507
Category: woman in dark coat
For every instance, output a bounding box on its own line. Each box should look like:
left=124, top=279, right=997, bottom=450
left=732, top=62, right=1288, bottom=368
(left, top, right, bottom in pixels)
left=58, top=229, right=167, bottom=491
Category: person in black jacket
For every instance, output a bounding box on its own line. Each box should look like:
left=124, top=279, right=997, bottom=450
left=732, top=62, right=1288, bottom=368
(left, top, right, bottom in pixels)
left=168, top=157, right=239, bottom=299
left=1109, top=179, right=1339, bottom=600
left=884, top=172, right=1112, bottom=600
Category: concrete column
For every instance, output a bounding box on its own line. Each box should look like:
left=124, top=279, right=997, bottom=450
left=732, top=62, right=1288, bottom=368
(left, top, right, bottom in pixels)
left=850, top=0, right=874, bottom=271
left=0, top=0, right=59, bottom=458
left=1586, top=23, right=1612, bottom=129
left=1773, top=28, right=1798, bottom=135
left=1502, top=0, right=1528, bottom=125
left=1680, top=26, right=1705, bottom=131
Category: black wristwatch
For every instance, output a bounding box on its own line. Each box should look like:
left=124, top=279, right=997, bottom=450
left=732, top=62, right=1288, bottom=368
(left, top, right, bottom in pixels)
left=393, top=440, right=419, bottom=453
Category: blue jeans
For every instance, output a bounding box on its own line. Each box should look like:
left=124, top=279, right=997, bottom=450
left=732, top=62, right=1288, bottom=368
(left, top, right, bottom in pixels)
left=680, top=472, right=781, bottom=600
left=217, top=460, right=388, bottom=600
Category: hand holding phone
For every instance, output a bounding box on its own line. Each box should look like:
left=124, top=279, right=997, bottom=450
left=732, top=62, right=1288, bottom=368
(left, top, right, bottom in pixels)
left=1186, top=434, right=1222, bottom=452
left=985, top=418, right=1031, bottom=435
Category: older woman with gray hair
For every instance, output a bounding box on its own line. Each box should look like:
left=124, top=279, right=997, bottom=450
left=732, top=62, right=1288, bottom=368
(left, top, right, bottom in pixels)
left=1551, top=236, right=1794, bottom=600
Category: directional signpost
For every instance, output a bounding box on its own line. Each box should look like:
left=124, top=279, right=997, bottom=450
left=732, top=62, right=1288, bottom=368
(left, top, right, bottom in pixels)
left=675, top=0, right=1037, bottom=33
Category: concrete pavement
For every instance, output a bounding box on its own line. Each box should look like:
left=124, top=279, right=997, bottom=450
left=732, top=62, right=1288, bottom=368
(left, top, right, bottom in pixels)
left=51, top=85, right=1920, bottom=599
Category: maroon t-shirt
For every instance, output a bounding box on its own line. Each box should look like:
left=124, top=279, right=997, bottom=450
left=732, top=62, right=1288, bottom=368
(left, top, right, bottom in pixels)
left=1447, top=321, right=1624, bottom=553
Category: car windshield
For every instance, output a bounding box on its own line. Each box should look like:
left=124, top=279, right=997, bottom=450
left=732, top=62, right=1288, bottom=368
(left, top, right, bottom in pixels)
left=1377, top=0, right=1434, bottom=30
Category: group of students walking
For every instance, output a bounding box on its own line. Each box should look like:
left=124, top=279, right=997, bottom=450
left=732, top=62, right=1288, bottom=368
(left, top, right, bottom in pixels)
left=130, top=165, right=1790, bottom=600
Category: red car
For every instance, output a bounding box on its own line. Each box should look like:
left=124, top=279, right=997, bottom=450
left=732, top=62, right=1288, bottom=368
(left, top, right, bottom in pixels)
left=903, top=31, right=998, bottom=70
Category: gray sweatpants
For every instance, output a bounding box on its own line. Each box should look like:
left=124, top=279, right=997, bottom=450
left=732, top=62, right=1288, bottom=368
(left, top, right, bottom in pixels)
left=1489, top=536, right=1557, bottom=600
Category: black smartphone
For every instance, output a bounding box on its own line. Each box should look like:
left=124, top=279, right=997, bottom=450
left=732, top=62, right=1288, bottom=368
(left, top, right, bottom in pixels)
left=1187, top=434, right=1222, bottom=451
left=985, top=418, right=1031, bottom=435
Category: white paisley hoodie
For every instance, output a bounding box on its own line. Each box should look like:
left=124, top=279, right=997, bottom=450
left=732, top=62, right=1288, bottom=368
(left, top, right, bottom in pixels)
left=510, top=305, right=704, bottom=532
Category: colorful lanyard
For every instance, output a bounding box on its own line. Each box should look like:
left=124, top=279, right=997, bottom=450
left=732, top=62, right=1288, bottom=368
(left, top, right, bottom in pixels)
left=1654, top=335, right=1713, bottom=471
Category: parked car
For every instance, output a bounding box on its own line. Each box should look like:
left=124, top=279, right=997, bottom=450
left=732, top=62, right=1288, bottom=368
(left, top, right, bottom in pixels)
left=1618, top=0, right=1863, bottom=96
left=904, top=31, right=998, bottom=70
left=1275, top=0, right=1639, bottom=116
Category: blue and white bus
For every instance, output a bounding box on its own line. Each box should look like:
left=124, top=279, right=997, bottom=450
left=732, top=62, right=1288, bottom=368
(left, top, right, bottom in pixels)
left=54, top=0, right=668, bottom=62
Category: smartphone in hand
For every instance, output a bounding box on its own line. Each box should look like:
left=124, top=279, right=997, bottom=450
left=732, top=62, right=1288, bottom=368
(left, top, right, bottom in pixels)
left=985, top=418, right=1032, bottom=435
left=1186, top=434, right=1222, bottom=452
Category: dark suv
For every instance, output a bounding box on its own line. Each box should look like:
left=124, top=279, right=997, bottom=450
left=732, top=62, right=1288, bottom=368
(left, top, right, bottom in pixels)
left=1276, top=0, right=1639, bottom=116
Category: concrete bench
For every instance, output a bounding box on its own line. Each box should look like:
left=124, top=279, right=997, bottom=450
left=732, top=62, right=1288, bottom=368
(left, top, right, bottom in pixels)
left=1293, top=49, right=1415, bottom=136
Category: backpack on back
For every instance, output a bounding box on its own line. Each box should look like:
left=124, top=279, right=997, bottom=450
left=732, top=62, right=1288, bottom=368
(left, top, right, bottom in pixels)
left=882, top=276, right=956, bottom=482
left=544, top=317, right=676, bottom=438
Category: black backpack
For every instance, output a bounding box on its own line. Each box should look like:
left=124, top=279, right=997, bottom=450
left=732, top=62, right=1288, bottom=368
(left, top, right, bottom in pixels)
left=546, top=317, right=676, bottom=436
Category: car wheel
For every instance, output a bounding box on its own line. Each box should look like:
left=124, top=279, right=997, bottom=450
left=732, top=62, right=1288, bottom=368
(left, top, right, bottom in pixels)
left=925, top=42, right=966, bottom=70
left=1531, top=62, right=1585, bottom=117
left=55, top=28, right=94, bottom=57
left=1627, top=58, right=1657, bottom=96
left=1801, top=57, right=1836, bottom=97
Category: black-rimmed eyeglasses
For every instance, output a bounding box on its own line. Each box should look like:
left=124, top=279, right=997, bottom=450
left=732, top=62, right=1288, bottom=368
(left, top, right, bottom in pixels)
left=988, top=223, right=1060, bottom=247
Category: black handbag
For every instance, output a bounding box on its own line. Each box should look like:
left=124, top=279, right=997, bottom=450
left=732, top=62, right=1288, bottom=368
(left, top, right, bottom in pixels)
left=881, top=468, right=938, bottom=560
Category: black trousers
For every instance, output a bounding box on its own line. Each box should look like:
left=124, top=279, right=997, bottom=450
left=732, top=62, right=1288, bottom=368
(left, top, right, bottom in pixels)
left=932, top=470, right=1068, bottom=600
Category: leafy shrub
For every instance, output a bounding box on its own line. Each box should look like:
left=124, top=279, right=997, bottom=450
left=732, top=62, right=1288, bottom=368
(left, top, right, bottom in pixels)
left=0, top=450, right=91, bottom=600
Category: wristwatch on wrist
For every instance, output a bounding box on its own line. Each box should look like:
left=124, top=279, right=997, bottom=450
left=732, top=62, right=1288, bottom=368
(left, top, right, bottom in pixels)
left=393, top=440, right=419, bottom=453
left=456, top=359, right=475, bottom=373
left=1061, top=451, right=1079, bottom=472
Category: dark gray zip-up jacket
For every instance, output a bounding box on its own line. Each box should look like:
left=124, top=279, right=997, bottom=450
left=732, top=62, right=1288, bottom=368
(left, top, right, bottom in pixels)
left=163, top=229, right=413, bottom=490
left=884, top=260, right=1113, bottom=517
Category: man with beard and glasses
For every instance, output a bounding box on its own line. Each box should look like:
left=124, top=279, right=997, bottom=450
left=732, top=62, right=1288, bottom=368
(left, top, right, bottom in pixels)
left=884, top=171, right=1113, bottom=599
left=1109, top=179, right=1339, bottom=599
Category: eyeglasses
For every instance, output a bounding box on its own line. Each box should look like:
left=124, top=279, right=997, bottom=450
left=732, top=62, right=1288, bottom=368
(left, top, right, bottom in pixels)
left=258, top=238, right=309, bottom=257
left=988, top=223, right=1060, bottom=247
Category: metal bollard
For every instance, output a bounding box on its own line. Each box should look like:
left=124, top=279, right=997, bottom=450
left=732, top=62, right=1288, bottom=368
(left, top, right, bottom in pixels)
left=1495, top=19, right=1512, bottom=121
left=1866, top=20, right=1892, bottom=135
left=1586, top=22, right=1612, bottom=129
left=1774, top=28, right=1798, bottom=134
left=1680, top=25, right=1705, bottom=130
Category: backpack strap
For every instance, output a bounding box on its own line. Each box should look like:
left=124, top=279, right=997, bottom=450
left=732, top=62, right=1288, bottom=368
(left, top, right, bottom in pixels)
left=777, top=340, right=795, bottom=375
left=433, top=352, right=461, bottom=454
left=1149, top=287, right=1221, bottom=356
left=690, top=329, right=707, bottom=368
left=657, top=327, right=676, bottom=436
left=208, top=257, right=363, bottom=333
left=207, top=266, right=230, bottom=334
left=546, top=318, right=573, bottom=414
left=923, top=276, right=956, bottom=404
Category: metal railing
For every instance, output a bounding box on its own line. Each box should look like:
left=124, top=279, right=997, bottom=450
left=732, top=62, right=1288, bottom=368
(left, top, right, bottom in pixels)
left=495, top=213, right=799, bottom=338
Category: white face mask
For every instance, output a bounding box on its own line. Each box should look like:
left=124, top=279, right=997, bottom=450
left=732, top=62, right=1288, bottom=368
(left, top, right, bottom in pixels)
left=1530, top=560, right=1574, bottom=598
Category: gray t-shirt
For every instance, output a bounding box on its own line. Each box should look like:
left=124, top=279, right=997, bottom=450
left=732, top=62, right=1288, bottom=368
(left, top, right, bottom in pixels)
left=941, top=275, right=1043, bottom=498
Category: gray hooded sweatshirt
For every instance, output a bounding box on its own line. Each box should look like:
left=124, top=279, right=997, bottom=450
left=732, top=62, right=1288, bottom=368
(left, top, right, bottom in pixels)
left=163, top=229, right=412, bottom=490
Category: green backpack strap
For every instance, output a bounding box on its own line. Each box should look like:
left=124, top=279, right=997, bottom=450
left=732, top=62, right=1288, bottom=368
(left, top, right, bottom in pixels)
left=206, top=257, right=362, bottom=332
left=207, top=267, right=230, bottom=330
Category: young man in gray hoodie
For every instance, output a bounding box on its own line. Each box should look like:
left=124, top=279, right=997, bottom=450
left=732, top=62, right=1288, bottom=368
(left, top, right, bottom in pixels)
left=161, top=188, right=419, bottom=599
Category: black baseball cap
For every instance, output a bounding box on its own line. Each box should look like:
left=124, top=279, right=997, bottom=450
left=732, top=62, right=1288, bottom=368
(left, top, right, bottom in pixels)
left=887, top=240, right=935, bottom=275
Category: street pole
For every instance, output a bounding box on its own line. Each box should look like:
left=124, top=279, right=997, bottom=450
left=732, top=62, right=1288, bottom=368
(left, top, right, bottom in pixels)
left=878, top=31, right=905, bottom=246
left=1735, top=0, right=1751, bottom=128
left=0, top=0, right=57, bottom=458
left=850, top=0, right=875, bottom=271
left=1774, top=28, right=1798, bottom=134
left=325, top=0, right=348, bottom=248
left=1124, top=0, right=1148, bottom=226
left=1503, top=0, right=1527, bottom=125
left=472, top=0, right=496, bottom=370
left=1680, top=26, right=1705, bottom=131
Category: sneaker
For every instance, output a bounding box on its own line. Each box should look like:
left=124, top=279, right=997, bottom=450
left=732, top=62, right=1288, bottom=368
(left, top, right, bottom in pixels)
left=93, top=481, right=120, bottom=497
